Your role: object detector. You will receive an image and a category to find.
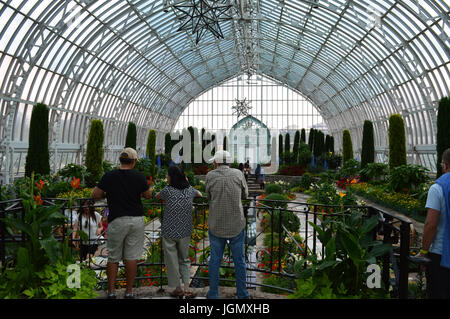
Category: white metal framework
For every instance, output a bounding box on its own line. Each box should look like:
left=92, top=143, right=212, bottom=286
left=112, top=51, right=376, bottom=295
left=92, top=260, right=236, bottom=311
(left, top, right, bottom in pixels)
left=0, top=0, right=449, bottom=183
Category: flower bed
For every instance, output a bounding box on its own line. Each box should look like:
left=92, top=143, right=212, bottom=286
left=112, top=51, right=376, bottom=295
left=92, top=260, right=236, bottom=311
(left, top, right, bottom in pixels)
left=347, top=182, right=427, bottom=223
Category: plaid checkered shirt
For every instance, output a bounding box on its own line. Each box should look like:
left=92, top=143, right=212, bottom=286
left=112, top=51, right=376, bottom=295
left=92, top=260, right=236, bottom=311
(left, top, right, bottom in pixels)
left=205, top=165, right=248, bottom=238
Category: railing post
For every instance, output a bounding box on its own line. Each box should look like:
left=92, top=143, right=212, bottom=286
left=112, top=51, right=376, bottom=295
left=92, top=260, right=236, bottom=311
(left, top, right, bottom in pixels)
left=399, top=221, right=411, bottom=299
left=278, top=207, right=282, bottom=274
left=382, top=216, right=392, bottom=293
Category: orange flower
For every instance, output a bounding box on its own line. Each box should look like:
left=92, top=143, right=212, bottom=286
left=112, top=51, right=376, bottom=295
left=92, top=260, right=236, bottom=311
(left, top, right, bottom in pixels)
left=33, top=195, right=43, bottom=206
left=350, top=179, right=357, bottom=184
left=70, top=177, right=80, bottom=189
left=339, top=191, right=346, bottom=199
left=36, top=179, right=46, bottom=192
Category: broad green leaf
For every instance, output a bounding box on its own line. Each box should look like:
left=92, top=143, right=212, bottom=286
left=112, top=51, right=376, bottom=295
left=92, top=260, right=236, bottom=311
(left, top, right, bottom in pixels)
left=339, top=229, right=362, bottom=265
left=367, top=243, right=392, bottom=260
left=40, top=236, right=60, bottom=264
left=361, top=215, right=379, bottom=235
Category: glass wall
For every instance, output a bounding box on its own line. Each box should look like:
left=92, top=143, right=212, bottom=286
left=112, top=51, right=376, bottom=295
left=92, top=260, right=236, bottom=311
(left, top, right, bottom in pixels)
left=174, top=74, right=327, bottom=135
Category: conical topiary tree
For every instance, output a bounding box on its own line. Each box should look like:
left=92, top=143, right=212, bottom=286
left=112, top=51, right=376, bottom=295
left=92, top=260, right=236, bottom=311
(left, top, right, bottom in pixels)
left=125, top=122, right=137, bottom=150
left=436, top=96, right=450, bottom=177
left=313, top=130, right=325, bottom=160
left=342, top=129, right=353, bottom=163
left=308, top=128, right=315, bottom=151
left=300, top=128, right=306, bottom=144
left=146, top=129, right=156, bottom=164
left=361, top=120, right=375, bottom=169
left=25, top=103, right=50, bottom=177
left=293, top=130, right=300, bottom=163
left=388, top=114, right=407, bottom=170
left=278, top=134, right=283, bottom=163
left=165, top=132, right=172, bottom=165
left=284, top=133, right=291, bottom=164
left=85, top=119, right=104, bottom=187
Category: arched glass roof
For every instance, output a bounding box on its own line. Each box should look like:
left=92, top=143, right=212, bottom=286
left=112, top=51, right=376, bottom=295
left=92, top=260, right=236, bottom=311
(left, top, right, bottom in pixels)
left=0, top=0, right=449, bottom=182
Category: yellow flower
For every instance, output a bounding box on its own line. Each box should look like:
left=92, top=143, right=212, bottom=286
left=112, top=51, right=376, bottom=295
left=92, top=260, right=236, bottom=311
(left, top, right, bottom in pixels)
left=339, top=192, right=346, bottom=199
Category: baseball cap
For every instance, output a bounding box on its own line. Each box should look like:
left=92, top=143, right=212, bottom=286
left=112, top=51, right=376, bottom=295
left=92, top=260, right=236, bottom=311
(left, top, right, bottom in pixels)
left=119, top=147, right=138, bottom=160
left=210, top=150, right=232, bottom=164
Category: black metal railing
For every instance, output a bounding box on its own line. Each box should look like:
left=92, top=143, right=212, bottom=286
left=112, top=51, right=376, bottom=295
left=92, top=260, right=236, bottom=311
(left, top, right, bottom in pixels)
left=0, top=195, right=414, bottom=298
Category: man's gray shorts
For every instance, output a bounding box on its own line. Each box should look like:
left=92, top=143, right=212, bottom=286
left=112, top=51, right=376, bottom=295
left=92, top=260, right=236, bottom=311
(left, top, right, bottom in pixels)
left=107, top=216, right=145, bottom=263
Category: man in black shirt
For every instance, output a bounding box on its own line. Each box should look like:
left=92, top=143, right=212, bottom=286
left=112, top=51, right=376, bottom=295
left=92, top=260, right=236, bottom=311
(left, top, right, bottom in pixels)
left=93, top=148, right=152, bottom=299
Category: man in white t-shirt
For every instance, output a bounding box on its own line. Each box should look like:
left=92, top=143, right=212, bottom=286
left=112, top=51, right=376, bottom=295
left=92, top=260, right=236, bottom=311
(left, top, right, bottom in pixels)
left=418, top=148, right=450, bottom=298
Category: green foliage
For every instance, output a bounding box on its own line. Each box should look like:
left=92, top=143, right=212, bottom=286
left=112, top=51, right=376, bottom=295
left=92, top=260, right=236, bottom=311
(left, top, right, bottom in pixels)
left=265, top=183, right=284, bottom=195
left=308, top=181, right=358, bottom=207
left=102, top=160, right=116, bottom=174
left=436, top=96, right=450, bottom=177
left=290, top=211, right=392, bottom=299
left=146, top=129, right=157, bottom=163
left=297, top=142, right=312, bottom=167
left=164, top=132, right=174, bottom=165
left=342, top=130, right=353, bottom=163
left=388, top=164, right=430, bottom=192
left=388, top=114, right=407, bottom=170
left=325, top=153, right=342, bottom=170
left=135, top=158, right=157, bottom=179
left=125, top=122, right=137, bottom=149
left=263, top=193, right=289, bottom=209
left=299, top=173, right=313, bottom=191
left=359, top=163, right=388, bottom=182
left=361, top=120, right=375, bottom=172
left=284, top=133, right=291, bottom=163
left=25, top=103, right=50, bottom=177
left=341, top=159, right=361, bottom=178
left=85, top=119, right=104, bottom=187
left=57, top=163, right=89, bottom=183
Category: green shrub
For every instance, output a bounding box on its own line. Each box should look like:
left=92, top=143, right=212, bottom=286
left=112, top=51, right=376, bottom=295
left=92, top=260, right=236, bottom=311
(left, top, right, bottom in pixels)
left=436, top=96, right=450, bottom=177
left=297, top=142, right=312, bottom=167
left=263, top=193, right=289, bottom=209
left=135, top=158, right=157, bottom=179
left=25, top=103, right=50, bottom=177
left=57, top=163, right=89, bottom=182
left=388, top=114, right=406, bottom=170
left=361, top=120, right=375, bottom=170
left=125, top=122, right=137, bottom=149
left=146, top=129, right=156, bottom=163
left=265, top=183, right=283, bottom=195
left=359, top=163, right=388, bottom=182
left=313, top=130, right=325, bottom=159
left=102, top=160, right=116, bottom=173
left=85, top=119, right=104, bottom=187
left=264, top=210, right=300, bottom=233
left=341, top=159, right=361, bottom=178
left=326, top=153, right=342, bottom=170
left=388, top=164, right=430, bottom=192
left=299, top=173, right=313, bottom=190
left=342, top=130, right=353, bottom=163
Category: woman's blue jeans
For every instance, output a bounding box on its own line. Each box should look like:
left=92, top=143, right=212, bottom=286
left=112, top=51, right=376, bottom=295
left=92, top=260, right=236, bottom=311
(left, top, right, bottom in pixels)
left=207, top=229, right=249, bottom=299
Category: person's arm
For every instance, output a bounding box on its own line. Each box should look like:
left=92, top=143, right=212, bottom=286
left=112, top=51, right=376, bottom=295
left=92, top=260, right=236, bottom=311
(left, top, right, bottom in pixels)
left=241, top=173, right=248, bottom=200
left=419, top=208, right=440, bottom=255
left=155, top=192, right=161, bottom=199
left=196, top=190, right=203, bottom=197
left=141, top=188, right=152, bottom=199
left=92, top=186, right=106, bottom=199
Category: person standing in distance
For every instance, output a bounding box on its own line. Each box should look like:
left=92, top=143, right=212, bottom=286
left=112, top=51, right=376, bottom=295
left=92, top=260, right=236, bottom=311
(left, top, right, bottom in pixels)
left=92, top=148, right=152, bottom=299
left=417, top=148, right=450, bottom=298
left=205, top=150, right=250, bottom=299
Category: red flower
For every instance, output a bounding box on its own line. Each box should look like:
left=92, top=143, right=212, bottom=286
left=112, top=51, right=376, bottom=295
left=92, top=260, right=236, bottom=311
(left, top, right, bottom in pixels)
left=36, top=179, right=46, bottom=192
left=33, top=195, right=43, bottom=206
left=71, top=177, right=80, bottom=189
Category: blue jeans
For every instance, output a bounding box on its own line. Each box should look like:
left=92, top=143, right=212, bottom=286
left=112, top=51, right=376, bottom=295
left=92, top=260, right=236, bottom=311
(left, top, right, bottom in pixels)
left=207, top=229, right=249, bottom=299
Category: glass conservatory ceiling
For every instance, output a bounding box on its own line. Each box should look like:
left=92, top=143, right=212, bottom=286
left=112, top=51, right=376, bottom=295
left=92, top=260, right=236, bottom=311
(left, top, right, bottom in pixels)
left=0, top=0, right=449, bottom=143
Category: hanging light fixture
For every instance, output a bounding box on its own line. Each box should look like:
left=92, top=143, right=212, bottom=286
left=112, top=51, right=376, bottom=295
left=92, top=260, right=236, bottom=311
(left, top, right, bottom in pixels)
left=174, top=0, right=233, bottom=44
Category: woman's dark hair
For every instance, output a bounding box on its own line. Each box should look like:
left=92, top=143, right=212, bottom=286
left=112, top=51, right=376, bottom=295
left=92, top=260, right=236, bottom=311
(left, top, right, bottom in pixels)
left=168, top=165, right=190, bottom=190
left=78, top=199, right=96, bottom=228
left=238, top=163, right=244, bottom=171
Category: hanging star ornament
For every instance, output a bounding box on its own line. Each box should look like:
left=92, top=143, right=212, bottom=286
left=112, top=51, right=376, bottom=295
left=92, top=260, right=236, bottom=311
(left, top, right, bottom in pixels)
left=174, top=0, right=233, bottom=44
left=232, top=98, right=252, bottom=119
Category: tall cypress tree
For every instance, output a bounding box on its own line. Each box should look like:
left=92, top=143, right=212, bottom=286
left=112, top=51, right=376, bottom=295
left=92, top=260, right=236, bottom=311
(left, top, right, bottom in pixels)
left=125, top=122, right=137, bottom=150
left=361, top=120, right=375, bottom=169
left=436, top=96, right=450, bottom=177
left=146, top=129, right=156, bottom=163
left=388, top=114, right=407, bottom=170
left=308, top=128, right=315, bottom=152
left=313, top=130, right=324, bottom=159
left=284, top=133, right=291, bottom=164
left=165, top=132, right=172, bottom=166
left=342, top=129, right=353, bottom=163
left=278, top=134, right=283, bottom=164
left=25, top=103, right=50, bottom=177
left=293, top=130, right=300, bottom=163
left=85, top=119, right=104, bottom=187
left=300, top=128, right=306, bottom=144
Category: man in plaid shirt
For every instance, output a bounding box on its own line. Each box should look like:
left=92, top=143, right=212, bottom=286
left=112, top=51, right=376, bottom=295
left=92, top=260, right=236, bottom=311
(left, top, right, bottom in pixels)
left=205, top=150, right=250, bottom=299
